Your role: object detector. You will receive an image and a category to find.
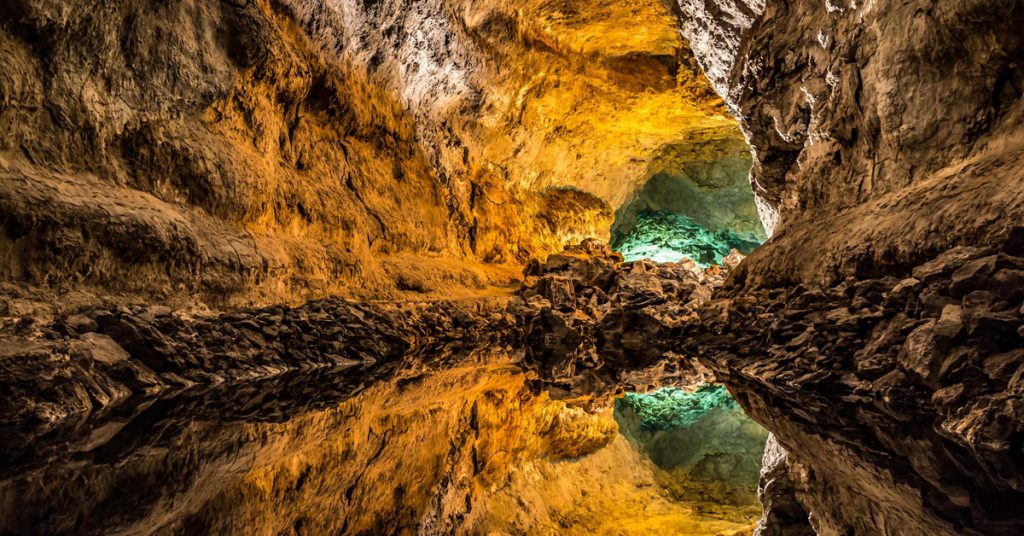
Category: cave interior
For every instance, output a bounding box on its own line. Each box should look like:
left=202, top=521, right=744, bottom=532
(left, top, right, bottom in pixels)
left=1, top=0, right=1023, bottom=535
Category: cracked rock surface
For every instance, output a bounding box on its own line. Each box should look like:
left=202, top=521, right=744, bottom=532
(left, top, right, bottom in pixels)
left=685, top=245, right=1024, bottom=534
left=2, top=0, right=1024, bottom=533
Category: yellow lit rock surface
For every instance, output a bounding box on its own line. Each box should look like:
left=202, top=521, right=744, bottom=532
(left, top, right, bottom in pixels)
left=0, top=0, right=744, bottom=307
left=60, top=363, right=758, bottom=535
left=0, top=1, right=756, bottom=532
left=3, top=0, right=1024, bottom=535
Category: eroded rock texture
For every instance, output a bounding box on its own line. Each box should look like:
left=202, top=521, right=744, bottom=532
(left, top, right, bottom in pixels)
left=753, top=434, right=813, bottom=536
left=688, top=246, right=1024, bottom=534
left=3, top=0, right=1024, bottom=533
left=713, top=0, right=1024, bottom=280
left=518, top=239, right=743, bottom=396
left=667, top=0, right=1024, bottom=533
left=0, top=0, right=748, bottom=310
left=0, top=362, right=762, bottom=535
left=616, top=385, right=769, bottom=509
left=0, top=297, right=522, bottom=429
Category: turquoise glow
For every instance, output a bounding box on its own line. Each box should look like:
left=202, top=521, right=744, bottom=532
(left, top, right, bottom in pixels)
left=617, top=385, right=740, bottom=431
left=612, top=210, right=763, bottom=267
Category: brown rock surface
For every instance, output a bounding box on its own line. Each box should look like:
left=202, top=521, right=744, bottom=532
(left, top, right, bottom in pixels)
left=668, top=0, right=1024, bottom=534
left=0, top=0, right=745, bottom=306
left=2, top=0, right=1024, bottom=534
left=692, top=0, right=1024, bottom=284
left=0, top=361, right=759, bottom=535
left=683, top=245, right=1024, bottom=534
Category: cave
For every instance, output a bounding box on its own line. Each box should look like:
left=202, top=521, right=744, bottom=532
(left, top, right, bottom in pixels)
left=615, top=385, right=768, bottom=512
left=610, top=141, right=766, bottom=265
left=2, top=0, right=1024, bottom=535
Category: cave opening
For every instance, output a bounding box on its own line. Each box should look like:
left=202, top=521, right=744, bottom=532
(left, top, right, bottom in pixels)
left=610, top=145, right=767, bottom=266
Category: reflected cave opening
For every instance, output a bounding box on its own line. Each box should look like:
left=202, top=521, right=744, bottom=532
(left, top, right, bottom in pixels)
left=614, top=385, right=768, bottom=515
left=607, top=142, right=771, bottom=528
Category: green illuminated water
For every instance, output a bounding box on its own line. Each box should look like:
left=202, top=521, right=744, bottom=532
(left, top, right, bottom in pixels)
left=611, top=210, right=762, bottom=267
left=614, top=385, right=768, bottom=506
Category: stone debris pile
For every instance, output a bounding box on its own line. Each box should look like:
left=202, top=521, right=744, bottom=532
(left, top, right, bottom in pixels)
left=686, top=246, right=1024, bottom=535
left=518, top=238, right=743, bottom=395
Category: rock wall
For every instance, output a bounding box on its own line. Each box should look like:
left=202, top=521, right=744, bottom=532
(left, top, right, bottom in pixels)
left=675, top=1, right=1024, bottom=533
left=706, top=0, right=1024, bottom=284
left=0, top=0, right=747, bottom=309
left=615, top=385, right=769, bottom=508
left=4, top=0, right=1023, bottom=533
left=0, top=359, right=760, bottom=535
left=611, top=134, right=766, bottom=245
left=753, top=435, right=814, bottom=536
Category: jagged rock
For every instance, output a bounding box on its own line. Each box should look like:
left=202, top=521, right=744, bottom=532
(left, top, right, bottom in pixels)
left=0, top=0, right=1022, bottom=533
left=949, top=256, right=998, bottom=297
left=753, top=435, right=814, bottom=536
left=685, top=244, right=1024, bottom=534
left=518, top=240, right=742, bottom=393
left=0, top=298, right=522, bottom=427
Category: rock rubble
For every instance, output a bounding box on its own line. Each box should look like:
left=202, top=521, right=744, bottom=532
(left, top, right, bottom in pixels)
left=685, top=245, right=1024, bottom=535
left=517, top=239, right=742, bottom=396
left=2, top=239, right=739, bottom=436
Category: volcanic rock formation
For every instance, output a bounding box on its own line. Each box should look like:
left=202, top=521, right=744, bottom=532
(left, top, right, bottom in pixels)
left=2, top=0, right=1024, bottom=534
left=0, top=0, right=745, bottom=310
left=673, top=0, right=1024, bottom=534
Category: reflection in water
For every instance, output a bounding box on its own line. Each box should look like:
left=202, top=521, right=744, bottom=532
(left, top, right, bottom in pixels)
left=0, top=349, right=406, bottom=535
left=1, top=351, right=761, bottom=535
left=616, top=386, right=769, bottom=509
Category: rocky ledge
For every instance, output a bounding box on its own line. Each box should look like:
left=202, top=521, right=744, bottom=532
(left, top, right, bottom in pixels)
left=687, top=245, right=1024, bottom=535
left=0, top=239, right=735, bottom=433
left=9, top=236, right=1024, bottom=534
left=0, top=298, right=525, bottom=429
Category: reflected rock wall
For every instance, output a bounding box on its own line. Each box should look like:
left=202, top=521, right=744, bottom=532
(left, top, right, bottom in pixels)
left=616, top=386, right=768, bottom=507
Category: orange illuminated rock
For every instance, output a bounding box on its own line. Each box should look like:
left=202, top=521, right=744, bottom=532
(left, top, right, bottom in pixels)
left=0, top=0, right=745, bottom=308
